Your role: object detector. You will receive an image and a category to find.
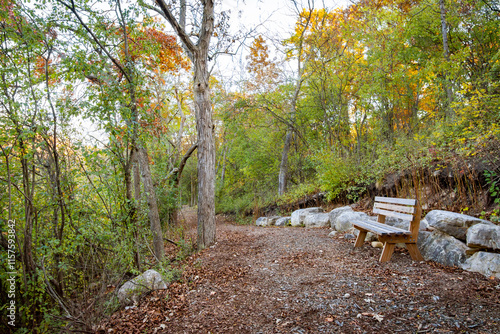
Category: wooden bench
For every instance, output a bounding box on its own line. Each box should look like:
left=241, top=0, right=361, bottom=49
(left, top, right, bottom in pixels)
left=352, top=196, right=424, bottom=262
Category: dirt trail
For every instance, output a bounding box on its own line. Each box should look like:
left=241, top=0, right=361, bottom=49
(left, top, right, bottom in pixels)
left=100, top=217, right=500, bottom=333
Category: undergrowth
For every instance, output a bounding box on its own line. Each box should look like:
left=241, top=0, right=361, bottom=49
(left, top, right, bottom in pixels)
left=215, top=122, right=500, bottom=219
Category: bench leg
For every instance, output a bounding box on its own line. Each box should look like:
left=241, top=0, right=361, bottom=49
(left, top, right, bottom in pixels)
left=354, top=230, right=367, bottom=247
left=407, top=243, right=424, bottom=261
left=379, top=243, right=395, bottom=262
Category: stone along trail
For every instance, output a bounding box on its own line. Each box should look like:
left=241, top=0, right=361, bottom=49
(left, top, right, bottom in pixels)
left=100, top=222, right=500, bottom=333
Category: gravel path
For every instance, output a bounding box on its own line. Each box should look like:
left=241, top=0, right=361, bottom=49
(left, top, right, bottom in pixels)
left=99, top=221, right=500, bottom=333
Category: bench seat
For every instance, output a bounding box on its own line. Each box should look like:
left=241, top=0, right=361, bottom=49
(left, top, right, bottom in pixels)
left=352, top=220, right=410, bottom=236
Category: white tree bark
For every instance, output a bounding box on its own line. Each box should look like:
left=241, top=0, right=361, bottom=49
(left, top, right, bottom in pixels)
left=153, top=0, right=216, bottom=249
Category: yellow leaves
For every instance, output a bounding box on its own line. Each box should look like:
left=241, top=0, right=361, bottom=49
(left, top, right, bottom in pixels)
left=246, top=35, right=278, bottom=90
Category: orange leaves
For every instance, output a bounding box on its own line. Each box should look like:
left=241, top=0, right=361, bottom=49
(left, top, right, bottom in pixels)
left=34, top=55, right=46, bottom=78
left=127, top=26, right=190, bottom=74
left=0, top=0, right=15, bottom=22
left=139, top=112, right=169, bottom=138
left=247, top=36, right=272, bottom=70
left=34, top=55, right=59, bottom=85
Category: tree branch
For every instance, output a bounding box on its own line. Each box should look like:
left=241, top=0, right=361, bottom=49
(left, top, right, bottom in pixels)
left=56, top=0, right=132, bottom=83
left=167, top=142, right=198, bottom=185
left=197, top=0, right=214, bottom=48
left=153, top=0, right=197, bottom=57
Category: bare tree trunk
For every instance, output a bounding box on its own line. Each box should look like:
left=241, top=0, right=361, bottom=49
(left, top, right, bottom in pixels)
left=173, top=86, right=186, bottom=224
left=154, top=0, right=216, bottom=249
left=219, top=145, right=229, bottom=190
left=439, top=0, right=454, bottom=118
left=137, top=146, right=164, bottom=262
left=20, top=145, right=36, bottom=281
left=190, top=175, right=195, bottom=207
left=278, top=130, right=292, bottom=196
left=133, top=150, right=142, bottom=270
left=174, top=87, right=186, bottom=162
left=194, top=64, right=216, bottom=248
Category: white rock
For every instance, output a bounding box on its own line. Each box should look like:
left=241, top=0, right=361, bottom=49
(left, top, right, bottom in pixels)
left=466, top=223, right=500, bottom=250
left=267, top=216, right=281, bottom=226
left=328, top=206, right=353, bottom=228
left=304, top=213, right=330, bottom=228
left=256, top=217, right=268, bottom=227
left=290, top=207, right=323, bottom=227
left=117, top=270, right=168, bottom=306
left=335, top=211, right=374, bottom=232
left=328, top=231, right=338, bottom=237
left=275, top=217, right=291, bottom=227
left=420, top=218, right=430, bottom=230
left=462, top=251, right=500, bottom=279
left=425, top=210, right=493, bottom=241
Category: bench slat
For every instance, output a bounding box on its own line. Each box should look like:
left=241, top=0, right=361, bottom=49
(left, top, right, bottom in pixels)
left=352, top=220, right=410, bottom=236
left=361, top=220, right=409, bottom=233
left=353, top=222, right=390, bottom=235
left=375, top=196, right=416, bottom=206
left=373, top=208, right=414, bottom=221
left=353, top=220, right=408, bottom=233
left=374, top=202, right=415, bottom=214
left=352, top=223, right=402, bottom=236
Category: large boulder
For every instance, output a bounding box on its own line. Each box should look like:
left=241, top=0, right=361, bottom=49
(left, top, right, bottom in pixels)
left=462, top=252, right=500, bottom=279
left=117, top=270, right=168, bottom=305
left=334, top=211, right=375, bottom=232
left=256, top=216, right=281, bottom=227
left=256, top=217, right=268, bottom=227
left=275, top=217, right=291, bottom=227
left=466, top=223, right=500, bottom=250
left=328, top=206, right=353, bottom=228
left=267, top=216, right=281, bottom=226
left=425, top=210, right=492, bottom=241
left=290, top=207, right=323, bottom=227
left=417, top=230, right=468, bottom=267
left=304, top=213, right=330, bottom=228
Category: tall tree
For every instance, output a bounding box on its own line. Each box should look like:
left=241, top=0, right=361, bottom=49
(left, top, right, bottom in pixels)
left=151, top=0, right=216, bottom=249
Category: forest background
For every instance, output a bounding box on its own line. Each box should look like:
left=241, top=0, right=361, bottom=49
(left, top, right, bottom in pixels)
left=1, top=0, right=499, bottom=332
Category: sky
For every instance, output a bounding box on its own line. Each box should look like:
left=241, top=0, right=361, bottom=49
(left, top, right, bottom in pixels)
left=223, top=0, right=352, bottom=34
left=214, top=0, right=352, bottom=84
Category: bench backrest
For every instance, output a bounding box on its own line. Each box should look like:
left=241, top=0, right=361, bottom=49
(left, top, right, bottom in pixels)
left=373, top=196, right=421, bottom=236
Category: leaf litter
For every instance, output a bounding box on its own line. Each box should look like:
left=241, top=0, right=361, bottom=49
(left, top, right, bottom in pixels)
left=97, top=218, right=500, bottom=333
